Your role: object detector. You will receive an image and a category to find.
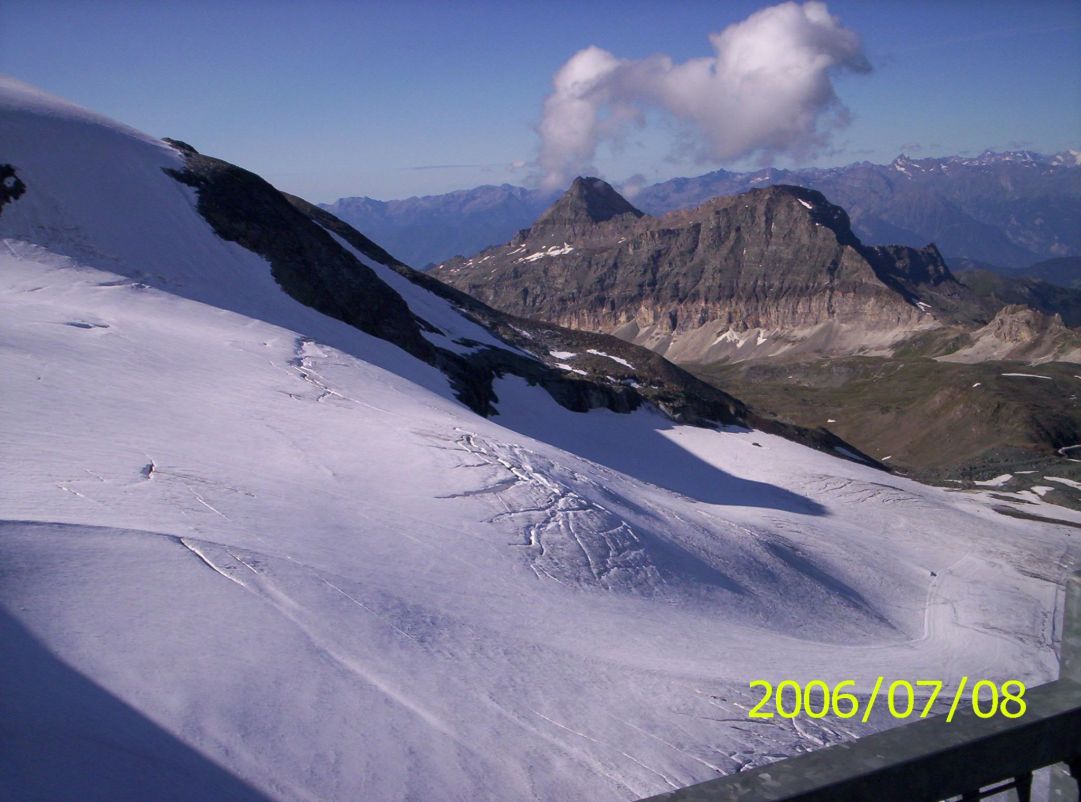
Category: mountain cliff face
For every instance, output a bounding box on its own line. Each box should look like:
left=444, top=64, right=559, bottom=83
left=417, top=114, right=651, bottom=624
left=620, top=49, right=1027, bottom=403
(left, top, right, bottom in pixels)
left=434, top=178, right=989, bottom=363
left=163, top=140, right=435, bottom=362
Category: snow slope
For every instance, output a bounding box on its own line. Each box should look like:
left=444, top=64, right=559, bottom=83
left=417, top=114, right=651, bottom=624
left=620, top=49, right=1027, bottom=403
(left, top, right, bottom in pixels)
left=2, top=77, right=1078, bottom=801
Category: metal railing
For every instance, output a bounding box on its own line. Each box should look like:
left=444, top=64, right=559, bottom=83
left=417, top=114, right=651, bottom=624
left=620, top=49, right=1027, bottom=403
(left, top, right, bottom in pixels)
left=639, top=571, right=1081, bottom=802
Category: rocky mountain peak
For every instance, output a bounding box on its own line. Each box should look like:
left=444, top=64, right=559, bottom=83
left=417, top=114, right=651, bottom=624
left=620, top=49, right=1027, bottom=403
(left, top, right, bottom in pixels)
left=940, top=302, right=1081, bottom=362
left=434, top=181, right=998, bottom=362
left=530, top=176, right=643, bottom=234
left=984, top=304, right=1066, bottom=343
left=677, top=184, right=861, bottom=253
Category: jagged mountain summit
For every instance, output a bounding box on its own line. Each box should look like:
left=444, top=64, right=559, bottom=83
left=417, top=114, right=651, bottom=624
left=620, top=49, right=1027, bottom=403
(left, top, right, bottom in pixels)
left=435, top=178, right=1077, bottom=365
left=531, top=176, right=644, bottom=234
left=323, top=149, right=1081, bottom=270
left=2, top=77, right=1078, bottom=802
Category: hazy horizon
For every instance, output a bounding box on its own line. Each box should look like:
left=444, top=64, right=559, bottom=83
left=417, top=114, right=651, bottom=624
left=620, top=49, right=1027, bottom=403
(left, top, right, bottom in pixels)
left=3, top=0, right=1079, bottom=203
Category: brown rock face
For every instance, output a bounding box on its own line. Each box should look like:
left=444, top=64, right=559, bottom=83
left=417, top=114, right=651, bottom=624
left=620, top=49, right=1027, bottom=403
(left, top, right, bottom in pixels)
left=938, top=303, right=1081, bottom=363
left=983, top=304, right=1065, bottom=343
left=433, top=179, right=972, bottom=360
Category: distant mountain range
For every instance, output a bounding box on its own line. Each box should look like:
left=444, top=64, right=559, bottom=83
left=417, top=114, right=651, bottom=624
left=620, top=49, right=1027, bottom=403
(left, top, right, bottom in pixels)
left=1016, top=256, right=1081, bottom=289
left=322, top=184, right=558, bottom=269
left=323, top=149, right=1081, bottom=271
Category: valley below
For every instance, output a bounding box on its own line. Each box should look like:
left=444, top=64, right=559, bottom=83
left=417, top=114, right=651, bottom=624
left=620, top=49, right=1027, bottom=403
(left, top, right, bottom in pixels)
left=691, top=357, right=1081, bottom=502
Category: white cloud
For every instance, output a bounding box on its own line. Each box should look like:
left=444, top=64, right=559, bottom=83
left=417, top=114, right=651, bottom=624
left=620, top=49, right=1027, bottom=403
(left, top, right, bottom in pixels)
left=536, top=1, right=870, bottom=190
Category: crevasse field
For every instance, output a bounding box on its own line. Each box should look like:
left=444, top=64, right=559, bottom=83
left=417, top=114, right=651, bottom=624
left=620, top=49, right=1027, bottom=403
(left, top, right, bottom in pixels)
left=1, top=77, right=1077, bottom=801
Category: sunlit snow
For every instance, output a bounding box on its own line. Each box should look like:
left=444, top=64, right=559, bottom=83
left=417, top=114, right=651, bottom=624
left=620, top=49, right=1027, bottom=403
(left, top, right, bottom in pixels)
left=974, top=474, right=1013, bottom=487
left=586, top=348, right=634, bottom=369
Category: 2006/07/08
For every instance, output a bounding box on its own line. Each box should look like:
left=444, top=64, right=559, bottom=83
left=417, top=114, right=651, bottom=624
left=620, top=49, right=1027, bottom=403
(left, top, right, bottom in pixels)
left=748, top=677, right=1026, bottom=723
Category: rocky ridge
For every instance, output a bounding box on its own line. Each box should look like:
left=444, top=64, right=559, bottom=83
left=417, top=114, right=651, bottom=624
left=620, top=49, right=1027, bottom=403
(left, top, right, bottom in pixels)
left=435, top=178, right=1058, bottom=363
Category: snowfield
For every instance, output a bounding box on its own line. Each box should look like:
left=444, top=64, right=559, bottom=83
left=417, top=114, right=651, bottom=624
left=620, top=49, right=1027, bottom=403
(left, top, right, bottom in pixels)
left=1, top=77, right=1079, bottom=801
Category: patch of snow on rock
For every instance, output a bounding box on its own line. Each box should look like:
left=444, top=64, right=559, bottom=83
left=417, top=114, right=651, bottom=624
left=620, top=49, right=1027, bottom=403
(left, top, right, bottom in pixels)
left=586, top=348, right=634, bottom=369
left=974, top=474, right=1013, bottom=487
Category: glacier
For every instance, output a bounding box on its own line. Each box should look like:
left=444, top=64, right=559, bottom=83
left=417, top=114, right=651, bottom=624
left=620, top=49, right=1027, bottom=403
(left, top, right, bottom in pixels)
left=1, top=76, right=1077, bottom=801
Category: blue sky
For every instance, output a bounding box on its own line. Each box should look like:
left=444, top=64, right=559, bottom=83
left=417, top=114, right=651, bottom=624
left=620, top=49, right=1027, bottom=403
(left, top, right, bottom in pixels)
left=3, top=1, right=1079, bottom=202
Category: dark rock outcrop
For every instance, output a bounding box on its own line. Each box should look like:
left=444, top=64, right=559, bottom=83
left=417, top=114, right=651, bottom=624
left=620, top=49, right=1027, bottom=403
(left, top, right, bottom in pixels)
left=0, top=164, right=26, bottom=216
left=529, top=176, right=643, bottom=239
left=162, top=141, right=433, bottom=362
